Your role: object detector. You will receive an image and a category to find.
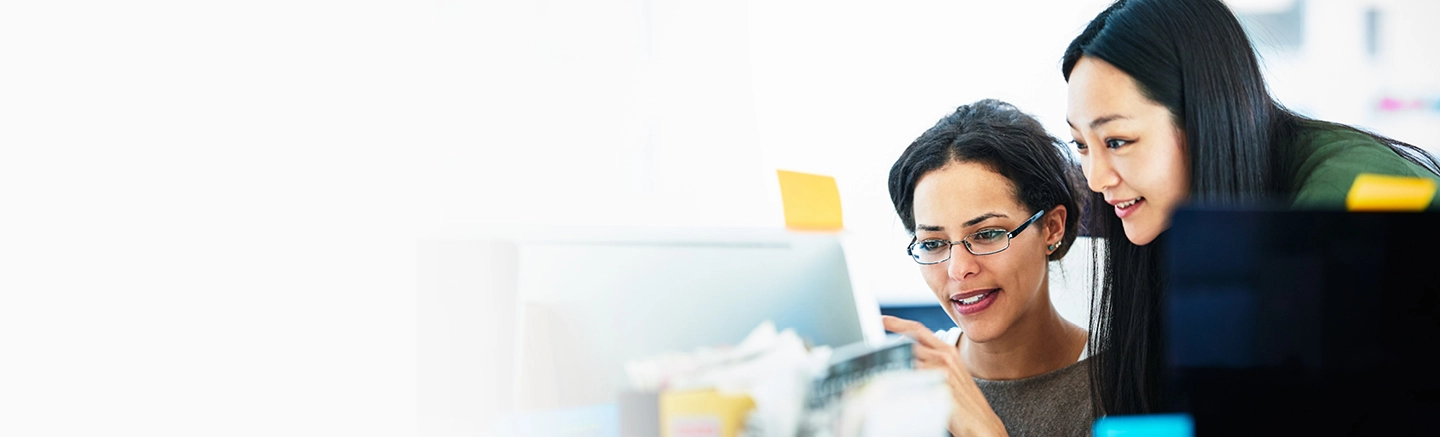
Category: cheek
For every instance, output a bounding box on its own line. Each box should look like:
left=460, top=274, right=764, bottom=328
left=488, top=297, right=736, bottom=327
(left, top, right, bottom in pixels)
left=920, top=266, right=948, bottom=293
left=1014, top=250, right=1048, bottom=291
left=1132, top=150, right=1181, bottom=195
left=1169, top=148, right=1190, bottom=193
left=1155, top=144, right=1189, bottom=200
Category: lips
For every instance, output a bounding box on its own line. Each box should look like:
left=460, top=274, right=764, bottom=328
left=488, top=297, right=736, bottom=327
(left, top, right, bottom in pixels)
left=1110, top=196, right=1145, bottom=219
left=950, top=289, right=999, bottom=316
left=956, top=292, right=989, bottom=305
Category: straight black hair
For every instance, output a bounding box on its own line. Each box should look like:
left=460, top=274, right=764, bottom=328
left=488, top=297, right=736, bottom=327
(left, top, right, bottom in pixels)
left=889, top=99, right=1085, bottom=263
left=1062, top=0, right=1439, bottom=416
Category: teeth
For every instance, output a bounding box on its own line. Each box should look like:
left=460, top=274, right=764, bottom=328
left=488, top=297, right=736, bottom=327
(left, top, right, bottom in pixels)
left=957, top=292, right=989, bottom=305
left=1117, top=197, right=1143, bottom=208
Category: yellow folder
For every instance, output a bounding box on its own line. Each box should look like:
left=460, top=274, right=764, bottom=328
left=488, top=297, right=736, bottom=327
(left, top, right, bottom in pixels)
left=659, top=389, right=755, bottom=437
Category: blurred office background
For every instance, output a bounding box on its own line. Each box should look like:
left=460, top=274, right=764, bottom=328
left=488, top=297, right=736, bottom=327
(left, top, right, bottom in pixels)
left=462, top=0, right=1440, bottom=305
left=1, top=0, right=1436, bottom=435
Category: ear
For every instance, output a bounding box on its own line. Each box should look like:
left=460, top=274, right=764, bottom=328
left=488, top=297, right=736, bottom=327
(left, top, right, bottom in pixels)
left=1044, top=204, right=1067, bottom=252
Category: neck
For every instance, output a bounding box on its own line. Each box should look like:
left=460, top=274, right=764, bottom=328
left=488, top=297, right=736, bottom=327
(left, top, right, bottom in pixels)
left=959, top=283, right=1086, bottom=381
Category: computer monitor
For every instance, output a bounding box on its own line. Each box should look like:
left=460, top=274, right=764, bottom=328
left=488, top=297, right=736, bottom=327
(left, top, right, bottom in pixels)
left=511, top=227, right=879, bottom=409
left=1164, top=208, right=1440, bottom=434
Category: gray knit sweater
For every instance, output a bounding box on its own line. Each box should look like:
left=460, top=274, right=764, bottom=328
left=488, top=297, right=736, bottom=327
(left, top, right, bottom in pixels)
left=936, top=328, right=1095, bottom=437
left=974, top=358, right=1093, bottom=437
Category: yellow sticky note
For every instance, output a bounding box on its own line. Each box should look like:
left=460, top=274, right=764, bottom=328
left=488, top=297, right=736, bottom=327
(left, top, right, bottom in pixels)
left=777, top=169, right=843, bottom=230
left=660, top=389, right=755, bottom=437
left=1346, top=173, right=1437, bottom=212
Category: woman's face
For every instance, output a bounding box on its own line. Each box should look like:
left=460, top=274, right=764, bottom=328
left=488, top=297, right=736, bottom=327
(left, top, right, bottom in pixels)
left=911, top=161, right=1066, bottom=343
left=1066, top=56, right=1190, bottom=246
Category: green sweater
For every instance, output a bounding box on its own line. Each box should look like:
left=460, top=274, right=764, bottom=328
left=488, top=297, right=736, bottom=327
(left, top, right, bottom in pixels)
left=1288, top=125, right=1440, bottom=210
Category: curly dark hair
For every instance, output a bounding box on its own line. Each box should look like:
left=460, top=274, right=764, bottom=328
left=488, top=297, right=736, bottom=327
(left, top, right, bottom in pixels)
left=888, top=99, right=1085, bottom=261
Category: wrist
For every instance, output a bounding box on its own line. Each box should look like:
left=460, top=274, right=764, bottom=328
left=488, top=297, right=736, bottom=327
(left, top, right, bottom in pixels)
left=948, top=406, right=1007, bottom=437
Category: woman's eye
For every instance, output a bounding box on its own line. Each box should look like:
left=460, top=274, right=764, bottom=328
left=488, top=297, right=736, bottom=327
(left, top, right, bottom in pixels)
left=972, top=229, right=1006, bottom=243
left=1070, top=140, right=1088, bottom=151
left=918, top=240, right=949, bottom=252
left=1105, top=139, right=1129, bottom=149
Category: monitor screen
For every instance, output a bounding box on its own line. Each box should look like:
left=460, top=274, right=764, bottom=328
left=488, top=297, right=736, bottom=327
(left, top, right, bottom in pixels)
left=1164, top=209, right=1440, bottom=434
left=512, top=228, right=877, bottom=409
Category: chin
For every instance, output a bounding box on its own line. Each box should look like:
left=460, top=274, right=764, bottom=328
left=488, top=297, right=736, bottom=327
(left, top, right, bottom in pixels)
left=957, top=319, right=999, bottom=343
left=1123, top=223, right=1159, bottom=246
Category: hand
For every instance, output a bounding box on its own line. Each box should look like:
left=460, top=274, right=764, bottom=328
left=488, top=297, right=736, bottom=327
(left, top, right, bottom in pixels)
left=882, top=315, right=1009, bottom=437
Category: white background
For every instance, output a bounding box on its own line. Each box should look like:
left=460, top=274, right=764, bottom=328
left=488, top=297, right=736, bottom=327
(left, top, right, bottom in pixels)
left=2, top=0, right=1436, bottom=435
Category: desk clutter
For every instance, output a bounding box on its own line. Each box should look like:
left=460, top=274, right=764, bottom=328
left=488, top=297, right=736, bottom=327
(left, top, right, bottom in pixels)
left=621, top=321, right=950, bottom=437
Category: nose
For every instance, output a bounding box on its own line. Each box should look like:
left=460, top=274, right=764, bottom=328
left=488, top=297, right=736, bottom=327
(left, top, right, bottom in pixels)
left=1084, top=148, right=1119, bottom=193
left=946, top=244, right=980, bottom=282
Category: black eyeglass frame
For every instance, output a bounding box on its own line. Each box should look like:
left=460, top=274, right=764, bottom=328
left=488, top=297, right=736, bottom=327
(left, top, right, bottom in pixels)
left=906, top=209, right=1046, bottom=264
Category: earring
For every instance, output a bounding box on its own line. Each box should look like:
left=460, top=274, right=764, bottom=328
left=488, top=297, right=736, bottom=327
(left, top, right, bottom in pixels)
left=1048, top=242, right=1061, bottom=251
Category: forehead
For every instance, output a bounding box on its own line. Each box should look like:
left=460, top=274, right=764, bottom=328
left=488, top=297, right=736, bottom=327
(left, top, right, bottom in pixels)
left=1065, top=56, right=1149, bottom=126
left=912, top=161, right=1022, bottom=223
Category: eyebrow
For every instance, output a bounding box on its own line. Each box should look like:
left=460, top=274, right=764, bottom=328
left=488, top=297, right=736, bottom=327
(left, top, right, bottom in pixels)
left=915, top=212, right=1008, bottom=233
left=1066, top=114, right=1131, bottom=130
left=963, top=212, right=1008, bottom=227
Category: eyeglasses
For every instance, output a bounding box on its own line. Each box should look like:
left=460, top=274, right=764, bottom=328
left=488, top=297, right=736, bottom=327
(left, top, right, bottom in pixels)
left=906, top=209, right=1045, bottom=264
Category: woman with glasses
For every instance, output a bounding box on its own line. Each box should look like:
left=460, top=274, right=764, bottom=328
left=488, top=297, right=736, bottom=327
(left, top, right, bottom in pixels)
left=1062, top=0, right=1440, bottom=416
left=883, top=99, right=1091, bottom=436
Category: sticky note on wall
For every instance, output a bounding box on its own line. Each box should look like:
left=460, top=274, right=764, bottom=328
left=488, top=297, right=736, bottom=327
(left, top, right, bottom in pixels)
left=1346, top=173, right=1437, bottom=212
left=777, top=170, right=843, bottom=230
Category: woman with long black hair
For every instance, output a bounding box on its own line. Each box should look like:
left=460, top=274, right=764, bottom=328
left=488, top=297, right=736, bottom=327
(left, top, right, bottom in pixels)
left=1062, top=0, right=1440, bottom=416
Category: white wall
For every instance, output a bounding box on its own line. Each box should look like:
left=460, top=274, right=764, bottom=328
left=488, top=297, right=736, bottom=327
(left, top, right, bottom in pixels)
left=1256, top=0, right=1440, bottom=154
left=454, top=0, right=1117, bottom=306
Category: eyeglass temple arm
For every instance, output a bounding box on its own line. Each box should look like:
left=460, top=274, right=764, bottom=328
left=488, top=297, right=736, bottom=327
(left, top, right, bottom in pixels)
left=1006, top=209, right=1046, bottom=238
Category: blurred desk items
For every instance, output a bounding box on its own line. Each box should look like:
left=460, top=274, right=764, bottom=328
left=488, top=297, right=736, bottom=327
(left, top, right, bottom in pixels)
left=626, top=321, right=949, bottom=437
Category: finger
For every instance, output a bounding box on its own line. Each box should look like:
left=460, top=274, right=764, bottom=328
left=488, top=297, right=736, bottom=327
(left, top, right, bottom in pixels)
left=911, top=345, right=957, bottom=366
left=882, top=316, right=955, bottom=352
left=882, top=316, right=946, bottom=344
left=904, top=329, right=952, bottom=351
left=908, top=329, right=950, bottom=349
left=912, top=348, right=975, bottom=381
left=911, top=349, right=943, bottom=370
left=882, top=315, right=927, bottom=334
